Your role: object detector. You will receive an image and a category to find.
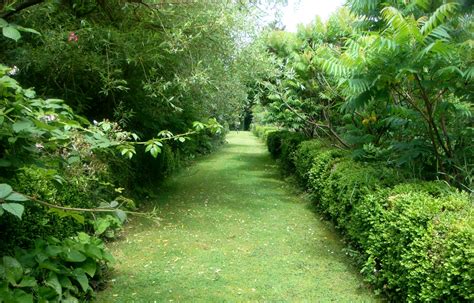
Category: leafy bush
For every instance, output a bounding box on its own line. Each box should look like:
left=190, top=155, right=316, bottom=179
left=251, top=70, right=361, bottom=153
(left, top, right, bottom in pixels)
left=0, top=232, right=113, bottom=302
left=354, top=183, right=473, bottom=301
left=279, top=132, right=307, bottom=173
left=292, top=140, right=343, bottom=188
left=0, top=167, right=88, bottom=255
left=266, top=130, right=306, bottom=162
left=268, top=136, right=473, bottom=301
left=251, top=124, right=277, bottom=140
left=266, top=130, right=287, bottom=158
left=320, top=158, right=404, bottom=229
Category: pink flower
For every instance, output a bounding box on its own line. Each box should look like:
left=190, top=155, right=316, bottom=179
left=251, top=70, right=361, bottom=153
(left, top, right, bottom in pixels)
left=68, top=32, right=78, bottom=43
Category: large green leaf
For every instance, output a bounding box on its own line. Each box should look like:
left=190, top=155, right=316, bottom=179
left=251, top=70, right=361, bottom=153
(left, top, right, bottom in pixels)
left=12, top=119, right=35, bottom=133
left=62, top=294, right=79, bottom=303
left=2, top=26, right=21, bottom=41
left=72, top=269, right=89, bottom=292
left=45, top=272, right=62, bottom=296
left=81, top=259, right=97, bottom=277
left=12, top=289, right=33, bottom=303
left=2, top=203, right=24, bottom=219
left=0, top=18, right=7, bottom=28
left=63, top=250, right=87, bottom=263
left=84, top=244, right=102, bottom=259
left=17, top=276, right=37, bottom=288
left=5, top=192, right=29, bottom=202
left=3, top=256, right=23, bottom=284
left=0, top=184, right=13, bottom=199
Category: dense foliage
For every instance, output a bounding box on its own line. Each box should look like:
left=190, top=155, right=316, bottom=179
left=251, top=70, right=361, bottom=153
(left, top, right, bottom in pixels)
left=258, top=129, right=473, bottom=301
left=0, top=0, right=276, bottom=300
left=253, top=2, right=473, bottom=299
left=255, top=0, right=473, bottom=190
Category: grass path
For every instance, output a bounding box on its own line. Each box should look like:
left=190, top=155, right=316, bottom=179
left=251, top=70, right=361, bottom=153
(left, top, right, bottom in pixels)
left=97, top=132, right=378, bottom=302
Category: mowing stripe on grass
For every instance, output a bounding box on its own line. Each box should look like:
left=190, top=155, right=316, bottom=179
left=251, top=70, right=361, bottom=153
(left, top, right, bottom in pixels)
left=96, top=131, right=379, bottom=302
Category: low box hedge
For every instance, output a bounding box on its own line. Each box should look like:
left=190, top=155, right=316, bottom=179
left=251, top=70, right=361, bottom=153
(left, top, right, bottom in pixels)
left=259, top=129, right=473, bottom=301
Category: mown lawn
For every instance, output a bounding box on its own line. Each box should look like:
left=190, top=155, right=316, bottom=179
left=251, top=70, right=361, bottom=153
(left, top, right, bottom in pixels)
left=96, top=131, right=379, bottom=302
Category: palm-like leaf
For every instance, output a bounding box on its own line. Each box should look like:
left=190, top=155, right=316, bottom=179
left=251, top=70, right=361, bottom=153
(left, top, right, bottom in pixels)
left=420, top=2, right=459, bottom=37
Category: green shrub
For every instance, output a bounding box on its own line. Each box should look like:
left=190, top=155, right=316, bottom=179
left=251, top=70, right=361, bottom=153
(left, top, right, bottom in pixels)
left=266, top=130, right=287, bottom=158
left=279, top=132, right=307, bottom=173
left=0, top=232, right=113, bottom=302
left=266, top=135, right=473, bottom=301
left=266, top=130, right=306, bottom=164
left=293, top=140, right=343, bottom=188
left=0, top=167, right=89, bottom=255
left=251, top=124, right=277, bottom=140
left=320, top=158, right=404, bottom=229
left=355, top=183, right=473, bottom=301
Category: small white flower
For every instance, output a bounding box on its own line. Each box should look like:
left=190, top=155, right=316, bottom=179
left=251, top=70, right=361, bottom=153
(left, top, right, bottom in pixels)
left=40, top=114, right=57, bottom=122
left=93, top=120, right=98, bottom=125
left=35, top=143, right=44, bottom=149
left=7, top=66, right=19, bottom=76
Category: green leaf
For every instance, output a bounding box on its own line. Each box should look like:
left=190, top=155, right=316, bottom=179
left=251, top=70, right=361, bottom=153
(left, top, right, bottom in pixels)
left=2, top=26, right=21, bottom=41
left=73, top=269, right=89, bottom=292
left=45, top=245, right=62, bottom=257
left=3, top=256, right=23, bottom=284
left=2, top=203, right=24, bottom=219
left=94, top=219, right=110, bottom=236
left=81, top=259, right=97, bottom=277
left=38, top=260, right=60, bottom=273
left=0, top=207, right=3, bottom=216
left=0, top=18, right=7, bottom=28
left=150, top=146, right=161, bottom=158
left=17, top=276, right=37, bottom=288
left=45, top=272, right=62, bottom=296
left=0, top=159, right=12, bottom=167
left=63, top=249, right=87, bottom=263
left=84, top=244, right=102, bottom=259
left=58, top=275, right=75, bottom=291
left=62, top=294, right=79, bottom=303
left=0, top=184, right=13, bottom=198
left=5, top=192, right=28, bottom=202
left=16, top=26, right=41, bottom=35
left=115, top=210, right=127, bottom=223
left=12, top=289, right=33, bottom=303
left=12, top=119, right=35, bottom=133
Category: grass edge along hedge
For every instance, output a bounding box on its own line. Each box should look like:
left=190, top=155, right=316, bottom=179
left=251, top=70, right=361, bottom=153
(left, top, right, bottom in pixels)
left=256, top=128, right=473, bottom=302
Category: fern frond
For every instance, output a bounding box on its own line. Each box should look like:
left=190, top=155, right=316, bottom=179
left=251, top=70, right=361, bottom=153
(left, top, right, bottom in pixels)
left=434, top=66, right=464, bottom=78
left=463, top=66, right=474, bottom=81
left=428, top=25, right=451, bottom=41
left=382, top=7, right=408, bottom=32
left=420, top=3, right=459, bottom=37
left=347, top=78, right=372, bottom=94
left=413, top=0, right=431, bottom=11
left=381, top=7, right=422, bottom=42
left=416, top=40, right=454, bottom=60
left=319, top=57, right=351, bottom=78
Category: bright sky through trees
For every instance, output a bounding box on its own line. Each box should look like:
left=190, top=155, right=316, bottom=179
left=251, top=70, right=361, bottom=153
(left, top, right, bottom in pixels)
left=281, top=0, right=346, bottom=32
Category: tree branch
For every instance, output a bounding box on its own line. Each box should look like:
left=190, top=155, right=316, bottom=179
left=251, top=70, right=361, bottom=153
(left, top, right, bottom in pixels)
left=1, top=0, right=44, bottom=19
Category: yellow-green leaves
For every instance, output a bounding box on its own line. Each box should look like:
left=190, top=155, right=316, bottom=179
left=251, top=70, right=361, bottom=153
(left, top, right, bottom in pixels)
left=145, top=140, right=163, bottom=158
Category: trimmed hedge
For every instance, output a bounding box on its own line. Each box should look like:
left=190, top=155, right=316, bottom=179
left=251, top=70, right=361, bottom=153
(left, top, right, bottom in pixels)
left=352, top=183, right=473, bottom=301
left=266, top=130, right=306, bottom=173
left=251, top=124, right=278, bottom=140
left=254, top=127, right=474, bottom=301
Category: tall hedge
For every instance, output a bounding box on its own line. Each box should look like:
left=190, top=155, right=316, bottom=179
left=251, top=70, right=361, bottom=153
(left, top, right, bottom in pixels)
left=255, top=128, right=474, bottom=301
